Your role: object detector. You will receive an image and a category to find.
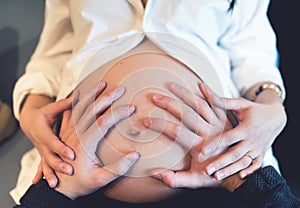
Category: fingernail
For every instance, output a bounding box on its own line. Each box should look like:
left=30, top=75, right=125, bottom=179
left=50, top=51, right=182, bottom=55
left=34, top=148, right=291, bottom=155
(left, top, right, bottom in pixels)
left=72, top=90, right=80, bottom=104
left=153, top=93, right=163, bottom=100
left=207, top=165, right=216, bottom=175
left=65, top=151, right=75, bottom=160
left=97, top=81, right=106, bottom=91
left=216, top=171, right=225, bottom=180
left=48, top=179, right=57, bottom=188
left=240, top=172, right=247, bottom=179
left=116, top=85, right=126, bottom=93
left=65, top=166, right=73, bottom=175
left=111, top=86, right=125, bottom=100
left=170, top=82, right=181, bottom=90
left=99, top=80, right=106, bottom=88
left=127, top=152, right=140, bottom=162
left=152, top=173, right=162, bottom=180
left=144, top=118, right=152, bottom=128
left=201, top=82, right=207, bottom=88
left=128, top=104, right=136, bottom=113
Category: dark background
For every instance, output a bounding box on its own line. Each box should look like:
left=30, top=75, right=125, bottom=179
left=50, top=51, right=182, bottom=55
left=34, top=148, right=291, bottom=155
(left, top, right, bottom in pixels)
left=268, top=0, right=300, bottom=191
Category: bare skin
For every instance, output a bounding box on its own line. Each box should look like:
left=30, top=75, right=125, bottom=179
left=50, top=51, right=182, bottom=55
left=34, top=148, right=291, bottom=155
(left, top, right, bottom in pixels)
left=73, top=38, right=202, bottom=202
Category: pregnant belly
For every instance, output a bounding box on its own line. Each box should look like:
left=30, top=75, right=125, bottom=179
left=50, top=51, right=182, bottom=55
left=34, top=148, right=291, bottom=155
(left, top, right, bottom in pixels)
left=75, top=38, right=203, bottom=203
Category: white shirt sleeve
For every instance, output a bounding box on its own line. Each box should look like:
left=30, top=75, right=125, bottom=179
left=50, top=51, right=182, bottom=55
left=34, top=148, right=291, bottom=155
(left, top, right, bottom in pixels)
left=219, top=0, right=285, bottom=98
left=13, top=0, right=74, bottom=120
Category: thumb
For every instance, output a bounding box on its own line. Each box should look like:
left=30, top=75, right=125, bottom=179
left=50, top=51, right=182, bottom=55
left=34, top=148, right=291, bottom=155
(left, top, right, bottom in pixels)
left=112, top=152, right=140, bottom=176
left=151, top=169, right=193, bottom=188
left=151, top=168, right=176, bottom=187
left=46, top=95, right=75, bottom=115
left=95, top=152, right=140, bottom=186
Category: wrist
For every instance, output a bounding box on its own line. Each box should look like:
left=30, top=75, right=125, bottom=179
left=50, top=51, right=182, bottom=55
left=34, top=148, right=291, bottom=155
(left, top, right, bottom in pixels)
left=255, top=83, right=283, bottom=102
left=54, top=176, right=83, bottom=200
left=244, top=82, right=284, bottom=104
left=254, top=89, right=283, bottom=105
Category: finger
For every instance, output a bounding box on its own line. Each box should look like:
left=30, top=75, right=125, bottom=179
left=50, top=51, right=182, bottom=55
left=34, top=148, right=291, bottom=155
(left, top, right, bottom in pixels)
left=205, top=88, right=251, bottom=112
left=94, top=152, right=140, bottom=187
left=144, top=117, right=203, bottom=150
left=46, top=95, right=75, bottom=116
left=42, top=147, right=73, bottom=175
left=212, top=153, right=253, bottom=180
left=68, top=89, right=80, bottom=105
left=198, top=83, right=229, bottom=122
left=151, top=169, right=197, bottom=188
left=199, top=126, right=245, bottom=162
left=59, top=109, right=72, bottom=137
left=77, top=85, right=126, bottom=132
left=152, top=93, right=211, bottom=135
left=170, top=82, right=218, bottom=124
left=42, top=161, right=58, bottom=188
left=42, top=132, right=75, bottom=160
left=73, top=81, right=107, bottom=123
left=82, top=105, right=135, bottom=153
left=32, top=163, right=43, bottom=184
left=239, top=156, right=263, bottom=178
left=205, top=142, right=247, bottom=176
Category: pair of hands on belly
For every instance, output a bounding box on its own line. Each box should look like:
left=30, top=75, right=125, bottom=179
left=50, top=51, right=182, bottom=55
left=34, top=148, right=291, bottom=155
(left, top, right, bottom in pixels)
left=20, top=79, right=285, bottom=196
left=145, top=82, right=286, bottom=189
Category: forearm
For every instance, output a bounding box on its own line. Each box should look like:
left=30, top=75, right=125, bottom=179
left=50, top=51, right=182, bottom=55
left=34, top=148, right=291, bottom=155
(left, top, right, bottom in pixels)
left=232, top=166, right=300, bottom=207
left=20, top=94, right=54, bottom=113
left=14, top=179, right=77, bottom=208
left=19, top=94, right=54, bottom=142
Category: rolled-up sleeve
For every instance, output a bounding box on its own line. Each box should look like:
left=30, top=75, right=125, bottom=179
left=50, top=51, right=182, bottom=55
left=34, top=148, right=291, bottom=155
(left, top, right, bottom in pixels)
left=13, top=0, right=74, bottom=120
left=219, top=0, right=285, bottom=99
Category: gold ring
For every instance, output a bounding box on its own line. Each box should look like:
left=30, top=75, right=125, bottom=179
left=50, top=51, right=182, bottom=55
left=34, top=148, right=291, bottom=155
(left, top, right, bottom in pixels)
left=244, top=153, right=254, bottom=161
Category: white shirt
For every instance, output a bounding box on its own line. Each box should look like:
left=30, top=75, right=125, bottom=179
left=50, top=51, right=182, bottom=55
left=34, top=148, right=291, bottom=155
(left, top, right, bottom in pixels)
left=13, top=0, right=285, bottom=120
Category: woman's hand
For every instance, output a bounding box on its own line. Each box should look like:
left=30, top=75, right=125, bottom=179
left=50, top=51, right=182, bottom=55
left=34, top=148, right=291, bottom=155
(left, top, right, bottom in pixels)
left=54, top=82, right=139, bottom=199
left=146, top=82, right=287, bottom=189
left=143, top=82, right=233, bottom=188
left=19, top=94, right=76, bottom=188
left=198, top=83, right=287, bottom=179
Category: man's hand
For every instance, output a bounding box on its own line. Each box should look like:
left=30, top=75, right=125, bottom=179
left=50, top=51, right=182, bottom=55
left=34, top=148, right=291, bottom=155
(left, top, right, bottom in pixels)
left=19, top=94, right=76, bottom=188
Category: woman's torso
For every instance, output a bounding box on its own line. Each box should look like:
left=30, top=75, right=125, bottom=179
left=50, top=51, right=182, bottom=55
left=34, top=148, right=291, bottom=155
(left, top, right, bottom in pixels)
left=58, top=0, right=241, bottom=102
left=75, top=37, right=205, bottom=203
